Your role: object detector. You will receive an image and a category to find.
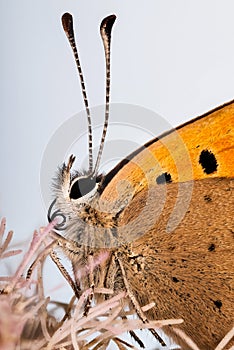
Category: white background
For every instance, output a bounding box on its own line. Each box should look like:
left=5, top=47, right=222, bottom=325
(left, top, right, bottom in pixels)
left=1, top=1, right=234, bottom=349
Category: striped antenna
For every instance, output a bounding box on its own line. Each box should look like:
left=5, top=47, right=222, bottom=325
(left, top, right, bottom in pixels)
left=61, top=13, right=93, bottom=173
left=93, top=14, right=116, bottom=176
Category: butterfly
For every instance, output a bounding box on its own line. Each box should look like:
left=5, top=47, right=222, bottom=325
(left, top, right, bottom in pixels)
left=48, top=12, right=234, bottom=349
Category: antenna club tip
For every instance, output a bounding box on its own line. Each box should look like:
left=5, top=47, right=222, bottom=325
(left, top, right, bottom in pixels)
left=61, top=12, right=73, bottom=34
left=109, top=14, right=117, bottom=20
left=101, top=14, right=117, bottom=33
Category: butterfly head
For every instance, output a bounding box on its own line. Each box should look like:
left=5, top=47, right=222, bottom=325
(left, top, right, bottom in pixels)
left=47, top=154, right=103, bottom=230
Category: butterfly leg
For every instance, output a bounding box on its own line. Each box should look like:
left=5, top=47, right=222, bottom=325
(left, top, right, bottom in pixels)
left=120, top=313, right=146, bottom=348
left=115, top=252, right=167, bottom=347
left=50, top=250, right=81, bottom=299
left=103, top=254, right=147, bottom=348
left=83, top=253, right=95, bottom=316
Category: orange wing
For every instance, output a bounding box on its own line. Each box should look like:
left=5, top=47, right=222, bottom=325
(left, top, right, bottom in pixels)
left=101, top=100, right=234, bottom=203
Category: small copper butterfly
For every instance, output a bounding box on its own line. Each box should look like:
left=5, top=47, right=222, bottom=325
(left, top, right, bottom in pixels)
left=48, top=12, right=234, bottom=349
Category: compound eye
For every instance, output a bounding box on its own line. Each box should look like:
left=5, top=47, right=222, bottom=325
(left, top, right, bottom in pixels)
left=69, top=176, right=96, bottom=200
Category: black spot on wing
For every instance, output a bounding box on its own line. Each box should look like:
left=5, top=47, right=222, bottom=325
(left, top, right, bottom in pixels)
left=204, top=194, right=212, bottom=202
left=208, top=243, right=215, bottom=252
left=199, top=150, right=218, bottom=174
left=213, top=299, right=222, bottom=310
left=156, top=172, right=172, bottom=185
left=172, top=276, right=179, bottom=283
